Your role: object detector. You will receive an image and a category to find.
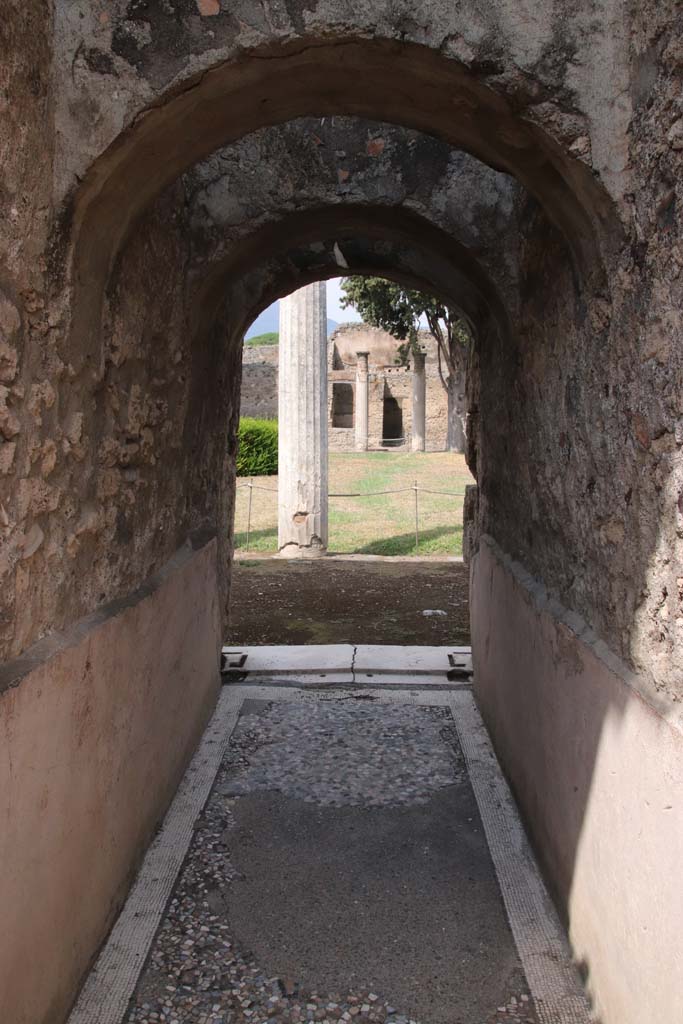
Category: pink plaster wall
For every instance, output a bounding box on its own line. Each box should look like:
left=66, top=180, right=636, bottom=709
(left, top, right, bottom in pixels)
left=471, top=536, right=683, bottom=1024
left=0, top=533, right=222, bottom=1024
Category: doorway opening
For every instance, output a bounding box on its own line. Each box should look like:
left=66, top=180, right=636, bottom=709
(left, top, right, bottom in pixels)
left=332, top=382, right=355, bottom=428
left=382, top=393, right=404, bottom=446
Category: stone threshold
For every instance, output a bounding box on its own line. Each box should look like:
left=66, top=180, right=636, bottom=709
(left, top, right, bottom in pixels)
left=220, top=644, right=473, bottom=686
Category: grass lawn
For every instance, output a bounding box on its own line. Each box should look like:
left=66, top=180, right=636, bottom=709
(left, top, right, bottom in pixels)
left=234, top=451, right=473, bottom=556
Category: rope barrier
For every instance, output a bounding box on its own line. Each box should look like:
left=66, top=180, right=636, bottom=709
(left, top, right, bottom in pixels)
left=236, top=477, right=467, bottom=553
left=328, top=487, right=413, bottom=497
left=414, top=487, right=467, bottom=497
left=237, top=483, right=466, bottom=497
left=236, top=483, right=278, bottom=493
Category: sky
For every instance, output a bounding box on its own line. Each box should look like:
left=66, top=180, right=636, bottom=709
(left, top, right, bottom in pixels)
left=245, top=278, right=362, bottom=338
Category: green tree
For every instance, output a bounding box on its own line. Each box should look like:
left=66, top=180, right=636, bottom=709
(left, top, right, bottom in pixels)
left=340, top=277, right=470, bottom=452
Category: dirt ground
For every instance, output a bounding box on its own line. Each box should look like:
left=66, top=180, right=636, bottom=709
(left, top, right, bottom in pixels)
left=227, top=556, right=470, bottom=646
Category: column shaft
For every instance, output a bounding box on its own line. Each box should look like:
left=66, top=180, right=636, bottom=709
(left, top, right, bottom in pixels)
left=355, top=351, right=369, bottom=451
left=278, top=282, right=328, bottom=556
left=411, top=349, right=426, bottom=452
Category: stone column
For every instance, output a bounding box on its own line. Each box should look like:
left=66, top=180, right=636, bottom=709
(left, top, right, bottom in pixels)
left=411, top=348, right=426, bottom=451
left=277, top=281, right=328, bottom=557
left=355, top=350, right=370, bottom=451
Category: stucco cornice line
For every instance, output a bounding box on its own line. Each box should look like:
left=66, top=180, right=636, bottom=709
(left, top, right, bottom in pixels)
left=0, top=527, right=218, bottom=696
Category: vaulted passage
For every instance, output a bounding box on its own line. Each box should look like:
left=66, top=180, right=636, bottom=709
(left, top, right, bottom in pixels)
left=1, top=6, right=682, bottom=1024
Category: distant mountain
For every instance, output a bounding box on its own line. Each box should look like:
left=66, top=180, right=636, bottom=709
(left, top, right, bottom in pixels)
left=245, top=300, right=338, bottom=339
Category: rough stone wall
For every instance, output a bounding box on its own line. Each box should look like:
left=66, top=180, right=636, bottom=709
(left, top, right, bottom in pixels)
left=188, top=121, right=519, bottom=318
left=2, top=3, right=682, bottom=710
left=240, top=344, right=278, bottom=419
left=5, top=178, right=243, bottom=653
left=102, top=192, right=242, bottom=630
left=2, top=9, right=683, bottom=1024
left=623, top=4, right=683, bottom=696
left=0, top=4, right=55, bottom=658
left=329, top=324, right=449, bottom=450
left=241, top=326, right=449, bottom=450
left=466, top=5, right=683, bottom=703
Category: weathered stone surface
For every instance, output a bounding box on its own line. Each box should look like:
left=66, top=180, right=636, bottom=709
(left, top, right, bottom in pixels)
left=411, top=349, right=426, bottom=453
left=241, top=326, right=451, bottom=452
left=3, top=26, right=683, bottom=699
left=2, top=9, right=683, bottom=1022
left=278, top=282, right=328, bottom=557
left=354, top=350, right=369, bottom=452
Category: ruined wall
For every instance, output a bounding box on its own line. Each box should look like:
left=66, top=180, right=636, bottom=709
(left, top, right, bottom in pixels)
left=241, top=324, right=449, bottom=450
left=240, top=343, right=278, bottom=419
left=2, top=7, right=683, bottom=1022
left=424, top=378, right=450, bottom=451
left=328, top=323, right=449, bottom=451
left=0, top=3, right=55, bottom=657
left=1, top=0, right=678, bottom=766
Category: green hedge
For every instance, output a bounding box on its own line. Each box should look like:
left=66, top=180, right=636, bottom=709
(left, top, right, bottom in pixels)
left=245, top=331, right=279, bottom=346
left=236, top=417, right=278, bottom=476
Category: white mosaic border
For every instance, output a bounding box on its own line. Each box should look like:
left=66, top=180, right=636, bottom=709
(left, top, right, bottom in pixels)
left=67, top=681, right=592, bottom=1024
left=447, top=691, right=593, bottom=1024
left=67, top=687, right=244, bottom=1024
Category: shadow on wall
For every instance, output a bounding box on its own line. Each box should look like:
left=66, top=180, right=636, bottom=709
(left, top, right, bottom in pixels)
left=2, top=13, right=681, bottom=1024
left=471, top=538, right=683, bottom=1024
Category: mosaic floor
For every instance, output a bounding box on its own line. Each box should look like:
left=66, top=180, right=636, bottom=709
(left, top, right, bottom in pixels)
left=68, top=673, right=593, bottom=1024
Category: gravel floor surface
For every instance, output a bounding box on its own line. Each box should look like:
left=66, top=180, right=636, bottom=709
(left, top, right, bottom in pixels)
left=126, top=700, right=537, bottom=1024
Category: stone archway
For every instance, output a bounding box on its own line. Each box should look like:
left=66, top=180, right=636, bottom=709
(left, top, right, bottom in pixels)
left=2, top=8, right=682, bottom=1024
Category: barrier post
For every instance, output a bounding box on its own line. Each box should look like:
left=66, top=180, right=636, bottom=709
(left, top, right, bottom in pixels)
left=246, top=479, right=253, bottom=552
left=414, top=480, right=419, bottom=553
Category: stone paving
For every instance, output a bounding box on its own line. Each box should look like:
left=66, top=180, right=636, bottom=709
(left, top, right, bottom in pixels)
left=125, top=698, right=539, bottom=1024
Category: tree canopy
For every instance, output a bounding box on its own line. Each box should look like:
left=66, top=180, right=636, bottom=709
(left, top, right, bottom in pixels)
left=340, top=276, right=470, bottom=391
